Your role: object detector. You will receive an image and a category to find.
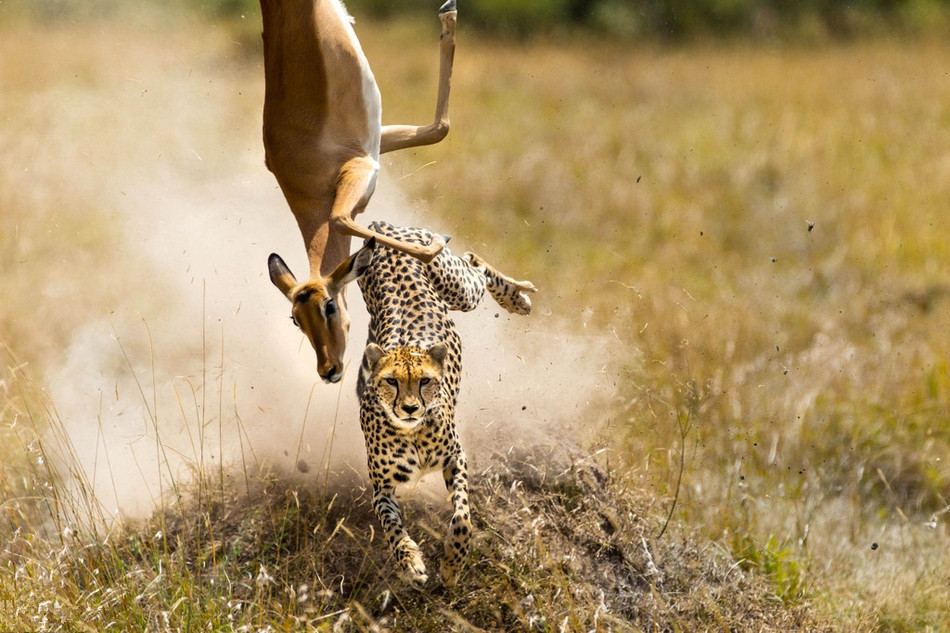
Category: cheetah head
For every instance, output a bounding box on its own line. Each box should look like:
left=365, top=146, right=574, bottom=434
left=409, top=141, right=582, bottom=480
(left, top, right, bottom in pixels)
left=362, top=343, right=447, bottom=431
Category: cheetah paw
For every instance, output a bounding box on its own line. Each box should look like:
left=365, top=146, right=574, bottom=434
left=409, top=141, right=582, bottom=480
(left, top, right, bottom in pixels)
left=465, top=252, right=538, bottom=315
left=440, top=558, right=460, bottom=588
left=502, top=283, right=537, bottom=316
left=395, top=538, right=429, bottom=585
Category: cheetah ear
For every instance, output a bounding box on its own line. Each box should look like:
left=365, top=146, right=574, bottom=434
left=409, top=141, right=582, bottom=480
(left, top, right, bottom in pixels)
left=364, top=343, right=387, bottom=370
left=427, top=342, right=448, bottom=369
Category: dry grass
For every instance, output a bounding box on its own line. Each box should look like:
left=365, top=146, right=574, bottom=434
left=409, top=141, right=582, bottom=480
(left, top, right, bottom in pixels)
left=369, top=21, right=950, bottom=631
left=0, top=366, right=815, bottom=631
left=2, top=5, right=950, bottom=631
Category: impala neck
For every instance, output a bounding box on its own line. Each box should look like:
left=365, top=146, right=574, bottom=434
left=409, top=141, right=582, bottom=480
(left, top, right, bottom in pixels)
left=290, top=205, right=351, bottom=278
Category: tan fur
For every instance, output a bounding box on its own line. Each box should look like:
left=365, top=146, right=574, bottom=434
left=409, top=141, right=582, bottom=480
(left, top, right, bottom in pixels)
left=260, top=0, right=458, bottom=382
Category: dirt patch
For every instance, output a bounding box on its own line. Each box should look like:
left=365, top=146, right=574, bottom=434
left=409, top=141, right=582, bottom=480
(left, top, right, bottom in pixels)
left=145, top=446, right=826, bottom=631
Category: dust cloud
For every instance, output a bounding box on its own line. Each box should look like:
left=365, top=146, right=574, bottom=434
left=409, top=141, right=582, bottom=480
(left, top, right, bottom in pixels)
left=36, top=25, right=615, bottom=522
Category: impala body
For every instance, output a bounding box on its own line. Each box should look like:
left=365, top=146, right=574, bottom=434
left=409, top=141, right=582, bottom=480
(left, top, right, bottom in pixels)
left=259, top=0, right=457, bottom=382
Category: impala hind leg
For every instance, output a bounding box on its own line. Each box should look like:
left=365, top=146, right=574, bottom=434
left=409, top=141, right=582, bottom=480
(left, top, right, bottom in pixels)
left=379, top=0, right=457, bottom=154
left=440, top=450, right=471, bottom=588
left=330, top=157, right=445, bottom=262
left=465, top=252, right=538, bottom=315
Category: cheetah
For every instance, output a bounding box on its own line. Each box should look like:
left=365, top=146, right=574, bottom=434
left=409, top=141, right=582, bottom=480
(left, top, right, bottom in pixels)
left=356, top=221, right=536, bottom=587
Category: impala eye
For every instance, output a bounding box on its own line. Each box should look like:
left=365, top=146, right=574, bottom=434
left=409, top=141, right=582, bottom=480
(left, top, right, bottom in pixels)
left=324, top=299, right=337, bottom=318
left=290, top=314, right=300, bottom=328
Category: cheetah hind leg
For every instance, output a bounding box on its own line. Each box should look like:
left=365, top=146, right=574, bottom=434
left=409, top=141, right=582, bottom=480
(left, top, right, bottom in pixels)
left=465, top=252, right=537, bottom=315
left=394, top=536, right=429, bottom=585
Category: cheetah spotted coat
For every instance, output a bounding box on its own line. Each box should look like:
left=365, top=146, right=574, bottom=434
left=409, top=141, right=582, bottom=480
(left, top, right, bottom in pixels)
left=356, top=221, right=535, bottom=586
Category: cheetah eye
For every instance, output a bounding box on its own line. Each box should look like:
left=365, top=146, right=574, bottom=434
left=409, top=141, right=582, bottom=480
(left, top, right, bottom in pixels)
left=419, top=377, right=431, bottom=386
left=385, top=377, right=398, bottom=386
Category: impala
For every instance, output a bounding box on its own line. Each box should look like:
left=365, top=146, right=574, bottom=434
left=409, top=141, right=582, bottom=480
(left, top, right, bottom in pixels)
left=260, top=0, right=458, bottom=383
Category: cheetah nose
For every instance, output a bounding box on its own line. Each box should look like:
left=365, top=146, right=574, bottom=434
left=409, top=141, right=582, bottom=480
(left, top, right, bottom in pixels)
left=401, top=403, right=420, bottom=416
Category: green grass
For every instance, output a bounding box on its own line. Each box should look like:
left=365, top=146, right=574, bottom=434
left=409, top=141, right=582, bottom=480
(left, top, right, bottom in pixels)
left=2, top=7, right=950, bottom=631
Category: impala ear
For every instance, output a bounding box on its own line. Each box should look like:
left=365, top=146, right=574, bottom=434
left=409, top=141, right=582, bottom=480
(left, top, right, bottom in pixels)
left=268, top=253, right=297, bottom=299
left=328, top=237, right=376, bottom=293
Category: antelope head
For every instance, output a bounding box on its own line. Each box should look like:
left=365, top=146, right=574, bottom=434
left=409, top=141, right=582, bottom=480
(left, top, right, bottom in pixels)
left=268, top=239, right=376, bottom=383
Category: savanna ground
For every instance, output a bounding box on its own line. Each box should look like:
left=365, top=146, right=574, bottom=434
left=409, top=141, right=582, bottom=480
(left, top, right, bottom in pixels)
left=2, top=3, right=950, bottom=631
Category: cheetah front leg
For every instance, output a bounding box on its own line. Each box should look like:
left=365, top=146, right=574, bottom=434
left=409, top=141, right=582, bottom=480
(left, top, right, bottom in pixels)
left=372, top=484, right=429, bottom=585
left=465, top=252, right=538, bottom=315
left=440, top=450, right=472, bottom=588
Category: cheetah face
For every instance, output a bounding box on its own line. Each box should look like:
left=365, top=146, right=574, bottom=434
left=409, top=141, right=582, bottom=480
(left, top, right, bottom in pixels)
left=363, top=343, right=447, bottom=431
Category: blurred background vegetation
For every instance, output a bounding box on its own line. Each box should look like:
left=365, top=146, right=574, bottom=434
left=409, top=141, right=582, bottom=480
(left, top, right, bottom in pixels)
left=4, top=0, right=950, bottom=627
left=8, top=0, right=950, bottom=40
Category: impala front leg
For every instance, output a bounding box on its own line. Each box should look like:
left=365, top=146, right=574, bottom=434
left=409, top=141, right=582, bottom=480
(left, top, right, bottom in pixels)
left=330, top=157, right=445, bottom=261
left=379, top=0, right=457, bottom=154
